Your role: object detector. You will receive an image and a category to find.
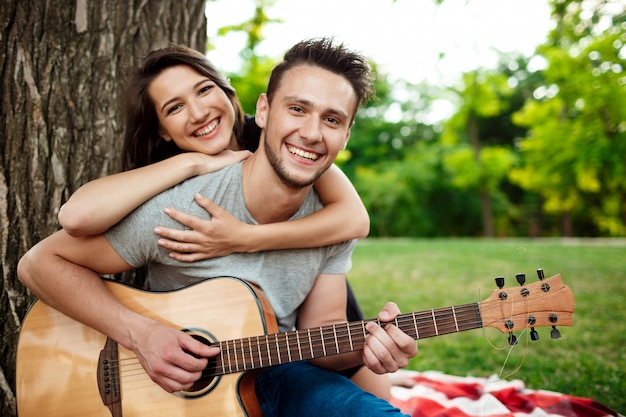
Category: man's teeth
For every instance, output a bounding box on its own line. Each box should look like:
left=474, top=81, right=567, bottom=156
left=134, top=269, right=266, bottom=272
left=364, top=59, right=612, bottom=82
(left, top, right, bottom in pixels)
left=288, top=145, right=319, bottom=161
left=194, top=120, right=219, bottom=137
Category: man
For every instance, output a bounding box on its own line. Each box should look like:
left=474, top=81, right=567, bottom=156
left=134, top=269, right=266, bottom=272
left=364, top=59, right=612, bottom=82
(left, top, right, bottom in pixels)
left=18, top=37, right=417, bottom=416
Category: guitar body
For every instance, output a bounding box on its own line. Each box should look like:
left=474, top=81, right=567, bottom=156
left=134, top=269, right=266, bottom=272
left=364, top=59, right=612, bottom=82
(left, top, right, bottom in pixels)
left=16, top=277, right=277, bottom=417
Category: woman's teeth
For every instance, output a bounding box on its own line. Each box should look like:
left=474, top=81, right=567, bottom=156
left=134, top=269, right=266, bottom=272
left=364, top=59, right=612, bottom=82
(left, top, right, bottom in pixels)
left=194, top=120, right=219, bottom=137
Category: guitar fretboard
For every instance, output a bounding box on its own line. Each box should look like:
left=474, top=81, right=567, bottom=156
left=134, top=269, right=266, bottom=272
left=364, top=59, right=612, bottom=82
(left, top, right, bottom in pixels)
left=209, top=302, right=482, bottom=376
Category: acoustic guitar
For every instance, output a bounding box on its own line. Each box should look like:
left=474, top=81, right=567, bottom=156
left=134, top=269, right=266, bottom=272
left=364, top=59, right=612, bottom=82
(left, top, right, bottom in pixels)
left=16, top=274, right=575, bottom=417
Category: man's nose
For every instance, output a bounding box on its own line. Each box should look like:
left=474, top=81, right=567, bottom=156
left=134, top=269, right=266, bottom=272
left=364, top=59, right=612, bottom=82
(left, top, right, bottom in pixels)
left=299, top=117, right=322, bottom=142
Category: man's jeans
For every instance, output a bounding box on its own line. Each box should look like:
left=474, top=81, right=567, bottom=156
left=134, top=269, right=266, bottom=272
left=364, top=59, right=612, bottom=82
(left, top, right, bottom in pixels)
left=255, top=361, right=409, bottom=416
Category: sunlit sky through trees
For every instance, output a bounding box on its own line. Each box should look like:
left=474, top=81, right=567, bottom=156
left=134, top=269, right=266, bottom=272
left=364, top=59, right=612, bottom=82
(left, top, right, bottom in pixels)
left=206, top=0, right=555, bottom=86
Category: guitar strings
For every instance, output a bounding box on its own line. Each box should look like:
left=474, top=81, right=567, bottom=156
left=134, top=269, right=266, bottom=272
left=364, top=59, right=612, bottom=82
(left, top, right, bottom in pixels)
left=208, top=306, right=484, bottom=374
left=480, top=246, right=546, bottom=385
left=106, top=305, right=485, bottom=384
left=106, top=274, right=557, bottom=391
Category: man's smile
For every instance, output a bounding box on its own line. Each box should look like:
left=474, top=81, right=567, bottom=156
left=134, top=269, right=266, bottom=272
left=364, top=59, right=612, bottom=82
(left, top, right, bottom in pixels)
left=287, top=144, right=320, bottom=161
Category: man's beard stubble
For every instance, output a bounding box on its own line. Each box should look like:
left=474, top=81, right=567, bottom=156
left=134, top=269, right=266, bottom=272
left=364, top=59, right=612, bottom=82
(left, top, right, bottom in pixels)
left=263, top=129, right=327, bottom=189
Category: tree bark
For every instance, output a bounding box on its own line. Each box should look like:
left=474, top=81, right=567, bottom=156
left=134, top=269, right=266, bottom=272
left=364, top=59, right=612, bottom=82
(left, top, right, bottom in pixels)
left=0, top=1, right=206, bottom=415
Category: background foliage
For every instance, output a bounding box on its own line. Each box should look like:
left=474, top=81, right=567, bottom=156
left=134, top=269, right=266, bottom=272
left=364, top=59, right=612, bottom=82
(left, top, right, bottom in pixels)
left=221, top=0, right=626, bottom=238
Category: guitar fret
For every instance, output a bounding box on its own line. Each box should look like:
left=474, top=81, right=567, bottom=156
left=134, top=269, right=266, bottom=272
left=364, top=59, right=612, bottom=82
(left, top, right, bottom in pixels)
left=220, top=341, right=226, bottom=374
left=286, top=333, right=292, bottom=362
left=257, top=336, right=263, bottom=368
left=308, top=329, right=314, bottom=358
left=232, top=340, right=238, bottom=371
left=237, top=339, right=243, bottom=371
left=412, top=312, right=420, bottom=339
left=275, top=334, right=281, bottom=364
left=431, top=309, right=439, bottom=335
left=240, top=339, right=246, bottom=370
left=296, top=331, right=303, bottom=360
left=233, top=339, right=240, bottom=371
left=248, top=337, right=254, bottom=369
left=347, top=322, right=353, bottom=350
left=266, top=335, right=272, bottom=366
left=226, top=340, right=233, bottom=373
left=333, top=325, right=339, bottom=354
left=320, top=327, right=326, bottom=356
left=452, top=306, right=459, bottom=332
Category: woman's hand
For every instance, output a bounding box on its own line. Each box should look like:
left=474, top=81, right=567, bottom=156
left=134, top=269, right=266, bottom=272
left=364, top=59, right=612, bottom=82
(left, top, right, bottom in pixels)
left=192, top=150, right=251, bottom=176
left=154, top=194, right=254, bottom=261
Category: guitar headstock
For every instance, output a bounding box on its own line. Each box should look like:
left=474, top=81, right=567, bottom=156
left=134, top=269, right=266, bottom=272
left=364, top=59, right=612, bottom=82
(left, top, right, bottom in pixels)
left=479, top=274, right=575, bottom=335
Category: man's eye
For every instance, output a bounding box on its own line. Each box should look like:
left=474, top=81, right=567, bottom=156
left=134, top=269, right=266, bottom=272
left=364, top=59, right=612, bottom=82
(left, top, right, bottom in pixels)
left=290, top=106, right=304, bottom=113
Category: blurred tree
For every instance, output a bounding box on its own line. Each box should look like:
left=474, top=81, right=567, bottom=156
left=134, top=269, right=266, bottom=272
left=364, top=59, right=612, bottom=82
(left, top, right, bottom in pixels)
left=348, top=76, right=448, bottom=236
left=511, top=0, right=626, bottom=236
left=439, top=70, right=518, bottom=236
left=209, top=0, right=280, bottom=114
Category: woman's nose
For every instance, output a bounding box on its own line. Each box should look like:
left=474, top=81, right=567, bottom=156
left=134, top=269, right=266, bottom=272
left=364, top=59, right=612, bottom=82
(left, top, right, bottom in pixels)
left=188, top=100, right=207, bottom=122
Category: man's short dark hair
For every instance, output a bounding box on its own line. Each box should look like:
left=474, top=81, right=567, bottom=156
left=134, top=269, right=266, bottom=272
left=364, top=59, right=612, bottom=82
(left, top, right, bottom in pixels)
left=266, top=37, right=375, bottom=120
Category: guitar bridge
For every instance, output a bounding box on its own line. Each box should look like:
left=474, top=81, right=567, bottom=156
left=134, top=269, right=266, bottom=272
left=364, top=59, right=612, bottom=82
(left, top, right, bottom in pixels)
left=98, top=337, right=122, bottom=416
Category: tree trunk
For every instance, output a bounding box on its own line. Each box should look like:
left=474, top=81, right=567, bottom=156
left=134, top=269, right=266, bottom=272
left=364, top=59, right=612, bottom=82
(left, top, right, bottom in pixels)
left=467, top=112, right=495, bottom=237
left=0, top=1, right=206, bottom=415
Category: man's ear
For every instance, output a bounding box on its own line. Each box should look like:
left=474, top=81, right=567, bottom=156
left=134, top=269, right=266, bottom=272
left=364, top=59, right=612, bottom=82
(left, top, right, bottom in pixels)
left=342, top=128, right=351, bottom=150
left=255, top=93, right=269, bottom=128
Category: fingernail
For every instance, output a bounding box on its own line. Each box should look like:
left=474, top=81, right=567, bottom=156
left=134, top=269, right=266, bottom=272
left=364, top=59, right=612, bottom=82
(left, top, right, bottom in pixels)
left=164, top=207, right=172, bottom=214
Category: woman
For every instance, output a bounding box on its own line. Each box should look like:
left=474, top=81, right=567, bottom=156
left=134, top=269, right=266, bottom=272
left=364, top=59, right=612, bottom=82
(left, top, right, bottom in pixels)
left=58, top=44, right=394, bottom=399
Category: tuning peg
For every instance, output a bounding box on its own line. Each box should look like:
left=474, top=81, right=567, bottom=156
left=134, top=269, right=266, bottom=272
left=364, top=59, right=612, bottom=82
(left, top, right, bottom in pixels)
left=530, top=328, right=539, bottom=341
left=536, top=269, right=545, bottom=280
left=508, top=333, right=518, bottom=345
left=515, top=273, right=526, bottom=285
left=495, top=276, right=505, bottom=289
left=551, top=326, right=562, bottom=339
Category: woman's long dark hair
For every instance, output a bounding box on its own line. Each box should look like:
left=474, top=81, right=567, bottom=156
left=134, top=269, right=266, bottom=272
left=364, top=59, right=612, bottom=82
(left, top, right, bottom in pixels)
left=121, top=44, right=248, bottom=171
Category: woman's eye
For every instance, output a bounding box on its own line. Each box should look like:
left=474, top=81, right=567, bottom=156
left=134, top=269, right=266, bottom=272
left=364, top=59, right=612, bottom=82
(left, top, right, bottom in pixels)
left=166, top=104, right=182, bottom=115
left=199, top=85, right=214, bottom=94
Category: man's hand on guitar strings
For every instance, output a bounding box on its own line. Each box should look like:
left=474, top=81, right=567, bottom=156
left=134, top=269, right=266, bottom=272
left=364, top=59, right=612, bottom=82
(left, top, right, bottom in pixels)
left=129, top=319, right=219, bottom=393
left=361, top=302, right=418, bottom=375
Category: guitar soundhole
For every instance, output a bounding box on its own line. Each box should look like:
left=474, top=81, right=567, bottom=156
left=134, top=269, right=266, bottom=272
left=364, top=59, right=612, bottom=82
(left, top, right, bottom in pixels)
left=176, top=329, right=221, bottom=398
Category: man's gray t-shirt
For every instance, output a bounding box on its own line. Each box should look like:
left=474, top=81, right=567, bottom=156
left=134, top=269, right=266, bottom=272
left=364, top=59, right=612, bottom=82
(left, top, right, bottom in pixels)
left=105, top=162, right=355, bottom=332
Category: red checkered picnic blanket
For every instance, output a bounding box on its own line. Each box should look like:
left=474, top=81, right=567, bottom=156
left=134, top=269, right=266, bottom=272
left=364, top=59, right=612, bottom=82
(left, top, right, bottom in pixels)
left=389, top=371, right=621, bottom=417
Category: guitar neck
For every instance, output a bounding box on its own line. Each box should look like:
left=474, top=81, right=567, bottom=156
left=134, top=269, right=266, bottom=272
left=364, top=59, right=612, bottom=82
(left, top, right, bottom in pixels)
left=209, top=302, right=481, bottom=376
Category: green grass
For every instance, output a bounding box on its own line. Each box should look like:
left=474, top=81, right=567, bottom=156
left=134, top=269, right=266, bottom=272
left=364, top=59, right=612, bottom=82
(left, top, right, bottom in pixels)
left=348, top=238, right=625, bottom=414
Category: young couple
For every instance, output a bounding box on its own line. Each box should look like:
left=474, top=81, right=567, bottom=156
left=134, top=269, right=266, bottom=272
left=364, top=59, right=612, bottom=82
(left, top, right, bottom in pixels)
left=18, top=38, right=417, bottom=416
